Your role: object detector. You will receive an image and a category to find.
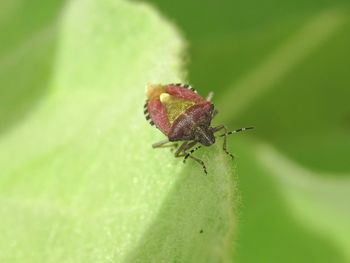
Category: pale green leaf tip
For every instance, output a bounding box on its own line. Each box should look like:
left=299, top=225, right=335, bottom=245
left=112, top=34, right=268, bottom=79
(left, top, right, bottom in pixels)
left=125, top=145, right=238, bottom=263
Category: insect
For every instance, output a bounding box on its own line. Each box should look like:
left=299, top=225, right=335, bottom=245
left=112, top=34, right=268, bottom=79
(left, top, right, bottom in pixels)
left=144, top=83, right=254, bottom=174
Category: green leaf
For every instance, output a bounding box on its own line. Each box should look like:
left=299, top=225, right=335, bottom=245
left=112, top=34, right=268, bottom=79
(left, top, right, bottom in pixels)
left=218, top=9, right=350, bottom=262
left=231, top=141, right=348, bottom=263
left=256, top=143, right=350, bottom=261
left=0, top=0, right=237, bottom=262
left=0, top=0, right=64, bottom=134
left=220, top=8, right=350, bottom=173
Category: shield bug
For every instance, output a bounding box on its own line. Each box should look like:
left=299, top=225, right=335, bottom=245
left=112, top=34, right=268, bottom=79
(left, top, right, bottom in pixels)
left=144, top=83, right=254, bottom=174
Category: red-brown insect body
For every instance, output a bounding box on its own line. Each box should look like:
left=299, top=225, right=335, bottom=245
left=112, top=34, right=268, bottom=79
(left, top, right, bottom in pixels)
left=146, top=84, right=215, bottom=146
left=144, top=83, right=254, bottom=174
left=168, top=102, right=215, bottom=145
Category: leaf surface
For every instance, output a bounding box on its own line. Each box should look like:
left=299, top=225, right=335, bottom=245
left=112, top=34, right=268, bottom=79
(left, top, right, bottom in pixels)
left=0, top=0, right=238, bottom=262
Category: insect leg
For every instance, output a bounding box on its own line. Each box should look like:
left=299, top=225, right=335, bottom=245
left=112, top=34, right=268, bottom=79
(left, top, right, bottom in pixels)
left=212, top=125, right=234, bottom=159
left=174, top=141, right=189, bottom=157
left=174, top=141, right=197, bottom=158
left=152, top=139, right=178, bottom=150
left=183, top=145, right=202, bottom=163
left=187, top=154, right=208, bottom=175
left=212, top=124, right=224, bottom=133
left=211, top=109, right=219, bottom=119
left=175, top=142, right=208, bottom=175
left=206, top=91, right=214, bottom=102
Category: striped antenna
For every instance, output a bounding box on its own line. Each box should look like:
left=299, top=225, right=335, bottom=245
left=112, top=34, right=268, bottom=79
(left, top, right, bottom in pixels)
left=219, top=126, right=255, bottom=137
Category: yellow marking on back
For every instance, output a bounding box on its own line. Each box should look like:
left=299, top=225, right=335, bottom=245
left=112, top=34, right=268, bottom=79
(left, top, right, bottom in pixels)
left=159, top=93, right=195, bottom=124
left=146, top=84, right=165, bottom=100
left=160, top=93, right=171, bottom=103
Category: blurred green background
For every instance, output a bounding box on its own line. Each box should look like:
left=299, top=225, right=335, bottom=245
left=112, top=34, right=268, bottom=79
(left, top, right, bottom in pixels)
left=0, top=0, right=349, bottom=262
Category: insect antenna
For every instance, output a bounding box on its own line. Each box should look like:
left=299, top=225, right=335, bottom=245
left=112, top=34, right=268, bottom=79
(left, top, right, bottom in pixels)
left=219, top=126, right=255, bottom=137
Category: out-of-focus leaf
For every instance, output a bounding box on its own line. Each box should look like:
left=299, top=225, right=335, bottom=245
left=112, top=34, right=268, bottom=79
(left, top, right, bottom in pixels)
left=0, top=0, right=65, bottom=134
left=0, top=0, right=64, bottom=55
left=229, top=8, right=350, bottom=173
left=0, top=0, right=237, bottom=262
left=256, top=143, right=350, bottom=261
left=224, top=140, right=346, bottom=263
left=220, top=9, right=350, bottom=261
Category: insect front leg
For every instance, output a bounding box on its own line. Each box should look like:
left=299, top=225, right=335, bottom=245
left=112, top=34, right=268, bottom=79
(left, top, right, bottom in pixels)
left=175, top=141, right=208, bottom=175
left=174, top=141, right=191, bottom=157
left=183, top=145, right=202, bottom=163
left=212, top=125, right=234, bottom=159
